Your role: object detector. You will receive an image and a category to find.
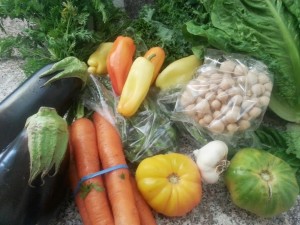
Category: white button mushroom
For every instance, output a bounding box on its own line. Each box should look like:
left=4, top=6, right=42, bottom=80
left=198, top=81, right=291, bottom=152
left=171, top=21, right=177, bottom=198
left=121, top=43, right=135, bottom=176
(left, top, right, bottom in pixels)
left=211, top=99, right=222, bottom=110
left=180, top=92, right=195, bottom=107
left=220, top=77, right=235, bottom=90
left=249, top=107, right=262, bottom=118
left=203, top=114, right=213, bottom=124
left=223, top=108, right=240, bottom=123
left=226, top=123, right=239, bottom=133
left=208, top=120, right=225, bottom=133
left=258, top=72, right=271, bottom=84
left=179, top=58, right=272, bottom=136
left=233, top=63, right=248, bottom=76
left=219, top=60, right=237, bottom=73
left=251, top=83, right=264, bottom=97
left=259, top=96, right=270, bottom=107
left=238, top=119, right=251, bottom=131
left=246, top=70, right=259, bottom=85
left=264, top=82, right=273, bottom=92
left=183, top=104, right=196, bottom=117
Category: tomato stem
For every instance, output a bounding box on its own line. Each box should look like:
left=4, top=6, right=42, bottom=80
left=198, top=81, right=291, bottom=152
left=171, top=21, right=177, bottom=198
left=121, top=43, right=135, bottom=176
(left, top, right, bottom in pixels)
left=260, top=170, right=272, bottom=182
left=260, top=170, right=273, bottom=199
left=168, top=173, right=180, bottom=184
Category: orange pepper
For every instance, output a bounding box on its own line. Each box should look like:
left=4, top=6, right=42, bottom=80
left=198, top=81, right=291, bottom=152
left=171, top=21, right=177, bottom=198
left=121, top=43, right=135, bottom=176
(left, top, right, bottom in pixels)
left=106, top=36, right=136, bottom=96
left=144, top=47, right=165, bottom=84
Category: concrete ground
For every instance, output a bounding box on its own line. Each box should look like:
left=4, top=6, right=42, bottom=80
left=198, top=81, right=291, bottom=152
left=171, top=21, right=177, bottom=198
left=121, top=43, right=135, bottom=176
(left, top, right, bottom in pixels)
left=1, top=7, right=300, bottom=225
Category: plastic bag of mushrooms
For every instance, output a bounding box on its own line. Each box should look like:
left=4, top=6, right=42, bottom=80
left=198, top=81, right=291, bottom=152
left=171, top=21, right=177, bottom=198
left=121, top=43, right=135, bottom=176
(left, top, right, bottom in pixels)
left=160, top=49, right=274, bottom=146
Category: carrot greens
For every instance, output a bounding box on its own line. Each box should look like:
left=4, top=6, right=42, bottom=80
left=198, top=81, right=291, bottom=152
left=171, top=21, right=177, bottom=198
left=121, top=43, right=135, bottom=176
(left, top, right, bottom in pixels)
left=0, top=0, right=128, bottom=75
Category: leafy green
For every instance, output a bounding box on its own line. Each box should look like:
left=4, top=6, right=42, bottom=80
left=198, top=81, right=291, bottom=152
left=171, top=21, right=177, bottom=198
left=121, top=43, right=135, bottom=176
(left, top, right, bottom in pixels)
left=0, top=0, right=128, bottom=75
left=185, top=0, right=300, bottom=123
left=285, top=123, right=300, bottom=158
left=0, top=0, right=209, bottom=75
left=124, top=0, right=208, bottom=65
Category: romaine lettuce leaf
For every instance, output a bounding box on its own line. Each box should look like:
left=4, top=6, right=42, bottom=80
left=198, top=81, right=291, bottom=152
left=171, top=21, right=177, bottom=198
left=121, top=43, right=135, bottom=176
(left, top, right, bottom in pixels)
left=185, top=0, right=300, bottom=123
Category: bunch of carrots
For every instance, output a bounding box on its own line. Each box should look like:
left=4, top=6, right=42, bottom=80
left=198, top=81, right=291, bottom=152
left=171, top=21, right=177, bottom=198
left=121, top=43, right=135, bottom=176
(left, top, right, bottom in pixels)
left=68, top=111, right=157, bottom=225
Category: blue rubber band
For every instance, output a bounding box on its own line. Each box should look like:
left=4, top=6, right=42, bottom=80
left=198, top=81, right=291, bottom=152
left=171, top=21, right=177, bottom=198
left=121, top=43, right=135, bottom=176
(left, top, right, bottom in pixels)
left=74, top=164, right=128, bottom=196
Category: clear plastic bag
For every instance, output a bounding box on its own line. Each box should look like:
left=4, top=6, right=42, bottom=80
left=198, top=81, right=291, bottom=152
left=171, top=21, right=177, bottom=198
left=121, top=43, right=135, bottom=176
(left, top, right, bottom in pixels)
left=157, top=88, right=210, bottom=147
left=160, top=49, right=274, bottom=145
left=82, top=75, right=179, bottom=164
left=118, top=91, right=178, bottom=163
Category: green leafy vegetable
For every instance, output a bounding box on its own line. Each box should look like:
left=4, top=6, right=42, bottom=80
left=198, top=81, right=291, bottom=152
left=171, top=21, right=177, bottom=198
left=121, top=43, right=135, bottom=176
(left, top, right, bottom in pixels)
left=124, top=0, right=207, bottom=64
left=0, top=0, right=128, bottom=75
left=0, top=0, right=209, bottom=75
left=282, top=123, right=300, bottom=158
left=185, top=0, right=300, bottom=123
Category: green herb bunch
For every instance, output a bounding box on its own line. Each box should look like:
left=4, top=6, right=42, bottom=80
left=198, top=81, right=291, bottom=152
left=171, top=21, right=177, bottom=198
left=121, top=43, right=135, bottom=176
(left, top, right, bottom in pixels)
left=124, top=0, right=208, bottom=65
left=0, top=0, right=209, bottom=75
left=0, top=0, right=129, bottom=75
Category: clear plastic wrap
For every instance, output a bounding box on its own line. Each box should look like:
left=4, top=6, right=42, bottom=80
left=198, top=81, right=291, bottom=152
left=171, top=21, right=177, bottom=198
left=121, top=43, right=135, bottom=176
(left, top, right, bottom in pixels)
left=159, top=49, right=274, bottom=145
left=157, top=89, right=210, bottom=147
left=82, top=75, right=179, bottom=164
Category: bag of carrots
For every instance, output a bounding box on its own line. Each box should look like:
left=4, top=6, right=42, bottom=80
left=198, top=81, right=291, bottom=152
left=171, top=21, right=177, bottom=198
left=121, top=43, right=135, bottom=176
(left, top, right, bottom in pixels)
left=68, top=111, right=157, bottom=225
left=81, top=75, right=179, bottom=164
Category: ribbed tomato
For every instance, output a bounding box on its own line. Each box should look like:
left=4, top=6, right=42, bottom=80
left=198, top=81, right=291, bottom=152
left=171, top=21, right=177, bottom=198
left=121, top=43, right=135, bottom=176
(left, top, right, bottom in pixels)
left=135, top=153, right=202, bottom=217
left=224, top=148, right=299, bottom=217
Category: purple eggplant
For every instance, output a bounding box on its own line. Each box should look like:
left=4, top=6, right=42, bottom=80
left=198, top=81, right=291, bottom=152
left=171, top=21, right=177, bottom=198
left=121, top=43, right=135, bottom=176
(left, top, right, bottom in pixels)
left=0, top=63, right=83, bottom=151
left=0, top=58, right=87, bottom=225
left=0, top=129, right=69, bottom=225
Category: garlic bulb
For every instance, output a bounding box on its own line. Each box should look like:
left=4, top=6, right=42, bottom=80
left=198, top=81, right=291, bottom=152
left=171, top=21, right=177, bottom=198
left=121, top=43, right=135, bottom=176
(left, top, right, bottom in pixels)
left=193, top=140, right=230, bottom=184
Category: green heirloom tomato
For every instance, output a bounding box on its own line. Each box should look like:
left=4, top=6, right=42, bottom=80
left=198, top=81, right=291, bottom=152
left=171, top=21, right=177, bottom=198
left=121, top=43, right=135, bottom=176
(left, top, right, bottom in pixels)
left=224, top=148, right=299, bottom=218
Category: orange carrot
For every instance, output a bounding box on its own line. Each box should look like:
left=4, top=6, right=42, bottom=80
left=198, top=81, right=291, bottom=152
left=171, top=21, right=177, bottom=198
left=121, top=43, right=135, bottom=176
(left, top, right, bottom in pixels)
left=130, top=175, right=157, bottom=225
left=70, top=118, right=114, bottom=225
left=68, top=148, right=92, bottom=225
left=92, top=112, right=140, bottom=225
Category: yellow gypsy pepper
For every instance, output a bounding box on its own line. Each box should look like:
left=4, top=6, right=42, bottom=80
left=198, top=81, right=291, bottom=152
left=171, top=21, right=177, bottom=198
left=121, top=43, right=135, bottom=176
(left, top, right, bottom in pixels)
left=155, top=55, right=202, bottom=90
left=87, top=42, right=113, bottom=75
left=117, top=56, right=155, bottom=117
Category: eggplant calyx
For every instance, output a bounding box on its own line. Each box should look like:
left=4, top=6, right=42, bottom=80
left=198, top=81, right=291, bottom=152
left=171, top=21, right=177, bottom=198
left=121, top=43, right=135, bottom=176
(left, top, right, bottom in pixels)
left=25, top=106, right=69, bottom=186
left=39, top=56, right=89, bottom=88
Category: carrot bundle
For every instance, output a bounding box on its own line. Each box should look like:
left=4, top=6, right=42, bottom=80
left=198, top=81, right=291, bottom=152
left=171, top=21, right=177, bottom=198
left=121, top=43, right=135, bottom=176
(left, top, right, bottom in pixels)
left=70, top=118, right=114, bottom=225
left=68, top=149, right=92, bottom=225
left=92, top=112, right=140, bottom=225
left=130, top=175, right=157, bottom=225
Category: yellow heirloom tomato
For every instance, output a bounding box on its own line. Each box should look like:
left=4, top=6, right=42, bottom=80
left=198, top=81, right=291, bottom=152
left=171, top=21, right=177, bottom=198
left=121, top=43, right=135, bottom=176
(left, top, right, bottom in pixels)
left=135, top=153, right=202, bottom=217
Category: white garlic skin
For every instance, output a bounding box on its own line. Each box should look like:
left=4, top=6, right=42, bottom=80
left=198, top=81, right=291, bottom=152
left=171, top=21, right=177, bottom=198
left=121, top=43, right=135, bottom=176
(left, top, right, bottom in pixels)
left=193, top=140, right=229, bottom=184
